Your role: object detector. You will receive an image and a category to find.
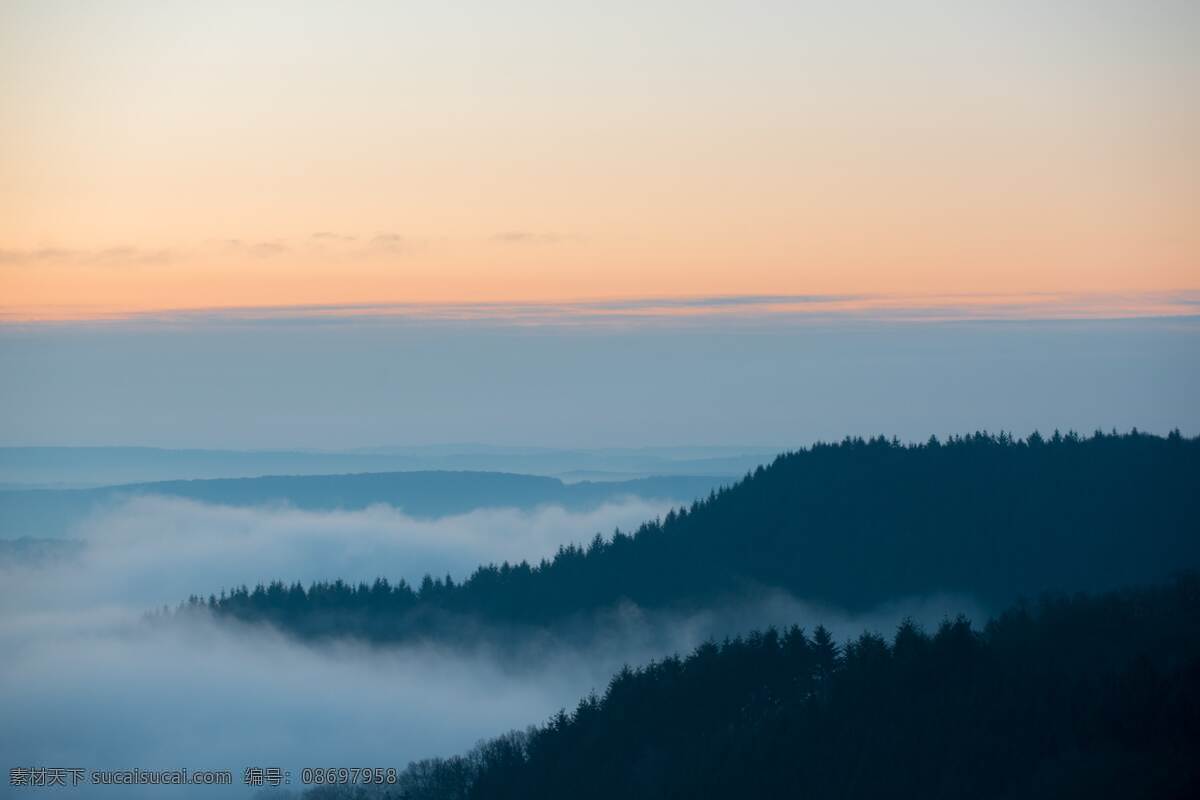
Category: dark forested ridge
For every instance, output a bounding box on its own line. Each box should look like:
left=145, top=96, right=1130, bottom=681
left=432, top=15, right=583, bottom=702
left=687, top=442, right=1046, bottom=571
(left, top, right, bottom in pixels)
left=193, top=430, right=1199, bottom=643
left=310, top=575, right=1199, bottom=800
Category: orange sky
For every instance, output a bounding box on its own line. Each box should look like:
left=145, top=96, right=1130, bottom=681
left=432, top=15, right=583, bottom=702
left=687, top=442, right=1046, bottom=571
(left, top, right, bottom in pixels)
left=1, top=1, right=1197, bottom=318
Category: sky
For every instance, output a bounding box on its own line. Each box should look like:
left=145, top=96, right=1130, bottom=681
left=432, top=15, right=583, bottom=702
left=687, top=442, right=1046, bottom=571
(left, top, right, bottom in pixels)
left=0, top=1, right=1196, bottom=449
left=1, top=0, right=1197, bottom=317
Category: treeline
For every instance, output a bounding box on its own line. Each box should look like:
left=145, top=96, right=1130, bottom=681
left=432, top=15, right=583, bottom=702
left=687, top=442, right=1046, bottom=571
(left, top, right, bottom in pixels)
left=300, top=575, right=1200, bottom=800
left=186, top=430, right=1200, bottom=642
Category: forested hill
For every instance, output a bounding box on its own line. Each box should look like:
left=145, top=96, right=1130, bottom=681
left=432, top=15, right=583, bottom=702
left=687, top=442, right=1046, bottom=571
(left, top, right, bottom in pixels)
left=196, top=431, right=1199, bottom=641
left=356, top=576, right=1200, bottom=800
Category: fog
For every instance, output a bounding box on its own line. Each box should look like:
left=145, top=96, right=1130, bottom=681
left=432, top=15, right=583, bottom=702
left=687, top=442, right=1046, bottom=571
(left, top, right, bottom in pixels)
left=0, top=497, right=982, bottom=798
left=0, top=496, right=678, bottom=613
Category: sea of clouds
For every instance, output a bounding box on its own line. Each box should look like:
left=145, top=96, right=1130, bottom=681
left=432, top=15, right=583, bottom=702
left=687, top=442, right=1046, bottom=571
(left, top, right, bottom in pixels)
left=0, top=496, right=981, bottom=798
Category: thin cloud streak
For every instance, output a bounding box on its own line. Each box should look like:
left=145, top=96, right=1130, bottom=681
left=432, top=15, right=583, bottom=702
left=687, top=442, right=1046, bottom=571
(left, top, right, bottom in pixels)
left=490, top=231, right=579, bottom=245
left=2, top=291, right=1198, bottom=327
left=0, top=246, right=174, bottom=267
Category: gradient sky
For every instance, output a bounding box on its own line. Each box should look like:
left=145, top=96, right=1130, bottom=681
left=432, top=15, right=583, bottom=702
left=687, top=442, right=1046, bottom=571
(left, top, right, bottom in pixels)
left=1, top=0, right=1197, bottom=316
left=2, top=2, right=1197, bottom=449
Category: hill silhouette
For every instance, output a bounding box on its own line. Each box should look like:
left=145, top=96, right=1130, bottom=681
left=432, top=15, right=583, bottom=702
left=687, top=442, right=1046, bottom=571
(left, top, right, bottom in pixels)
left=0, top=444, right=767, bottom=488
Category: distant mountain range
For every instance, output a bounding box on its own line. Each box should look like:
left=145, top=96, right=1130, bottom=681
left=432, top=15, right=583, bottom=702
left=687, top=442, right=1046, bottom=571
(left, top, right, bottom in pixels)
left=0, top=471, right=729, bottom=539
left=0, top=444, right=774, bottom=488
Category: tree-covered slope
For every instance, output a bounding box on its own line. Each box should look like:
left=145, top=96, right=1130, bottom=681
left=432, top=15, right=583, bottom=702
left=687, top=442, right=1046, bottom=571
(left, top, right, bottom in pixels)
left=308, top=576, right=1200, bottom=800
left=197, top=430, right=1200, bottom=642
